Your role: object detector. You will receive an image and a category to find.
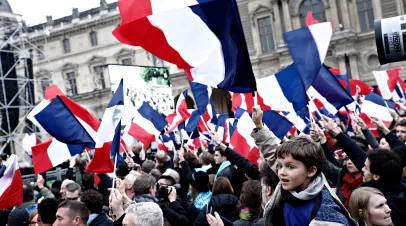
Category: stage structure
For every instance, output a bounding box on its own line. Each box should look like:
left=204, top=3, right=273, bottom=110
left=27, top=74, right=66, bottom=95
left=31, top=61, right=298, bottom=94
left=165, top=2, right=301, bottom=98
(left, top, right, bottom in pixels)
left=0, top=11, right=48, bottom=158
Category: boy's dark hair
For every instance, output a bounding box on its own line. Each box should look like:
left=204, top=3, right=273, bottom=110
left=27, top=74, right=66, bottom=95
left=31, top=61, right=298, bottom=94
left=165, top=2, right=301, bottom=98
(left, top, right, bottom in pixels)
left=367, top=149, right=403, bottom=185
left=142, top=160, right=156, bottom=174
left=58, top=200, right=89, bottom=224
left=276, top=137, right=324, bottom=177
left=133, top=173, right=157, bottom=195
left=23, top=183, right=34, bottom=202
left=38, top=198, right=59, bottom=224
left=80, top=190, right=104, bottom=214
left=81, top=173, right=95, bottom=190
left=51, top=180, right=62, bottom=190
left=397, top=119, right=406, bottom=127
left=392, top=146, right=406, bottom=167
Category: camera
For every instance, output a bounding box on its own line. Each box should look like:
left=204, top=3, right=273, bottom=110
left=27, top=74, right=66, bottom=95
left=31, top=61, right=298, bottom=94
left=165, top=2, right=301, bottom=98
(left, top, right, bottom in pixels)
left=375, top=15, right=406, bottom=65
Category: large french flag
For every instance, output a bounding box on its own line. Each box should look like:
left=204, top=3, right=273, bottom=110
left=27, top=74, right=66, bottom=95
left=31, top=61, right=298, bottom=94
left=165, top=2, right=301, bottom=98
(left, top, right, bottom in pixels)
left=129, top=102, right=167, bottom=148
left=87, top=80, right=125, bottom=173
left=31, top=138, right=85, bottom=174
left=230, top=110, right=260, bottom=164
left=166, top=91, right=192, bottom=133
left=256, top=64, right=308, bottom=113
left=113, top=0, right=256, bottom=93
left=0, top=154, right=23, bottom=210
left=284, top=22, right=333, bottom=89
left=373, top=68, right=403, bottom=99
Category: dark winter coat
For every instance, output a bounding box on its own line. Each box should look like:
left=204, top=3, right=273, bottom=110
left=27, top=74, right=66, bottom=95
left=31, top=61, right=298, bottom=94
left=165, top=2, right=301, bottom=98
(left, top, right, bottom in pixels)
left=194, top=194, right=240, bottom=226
left=158, top=200, right=189, bottom=226
left=233, top=218, right=265, bottom=226
left=89, top=214, right=114, bottom=226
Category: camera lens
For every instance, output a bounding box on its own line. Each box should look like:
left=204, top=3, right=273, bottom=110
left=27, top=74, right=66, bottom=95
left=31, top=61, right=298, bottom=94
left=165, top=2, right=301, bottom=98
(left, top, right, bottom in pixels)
left=375, top=15, right=406, bottom=65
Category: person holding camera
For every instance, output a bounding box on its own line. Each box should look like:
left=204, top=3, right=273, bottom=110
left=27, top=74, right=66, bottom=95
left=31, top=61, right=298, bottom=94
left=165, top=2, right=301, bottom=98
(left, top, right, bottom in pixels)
left=156, top=174, right=189, bottom=226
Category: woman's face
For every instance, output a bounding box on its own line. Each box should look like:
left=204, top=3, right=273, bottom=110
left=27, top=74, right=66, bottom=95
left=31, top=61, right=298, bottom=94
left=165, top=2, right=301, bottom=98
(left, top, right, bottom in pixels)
left=367, top=194, right=392, bottom=226
left=345, top=158, right=359, bottom=174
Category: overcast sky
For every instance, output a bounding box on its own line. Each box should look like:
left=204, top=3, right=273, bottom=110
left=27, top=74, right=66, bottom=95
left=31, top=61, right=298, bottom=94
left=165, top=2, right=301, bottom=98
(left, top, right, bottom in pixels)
left=8, top=0, right=117, bottom=26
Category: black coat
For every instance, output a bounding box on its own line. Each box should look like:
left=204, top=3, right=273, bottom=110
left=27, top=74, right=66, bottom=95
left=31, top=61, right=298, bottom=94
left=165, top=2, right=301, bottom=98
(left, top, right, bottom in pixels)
left=159, top=200, right=189, bottom=226
left=89, top=214, right=114, bottom=226
left=194, top=194, right=240, bottom=226
left=361, top=180, right=406, bottom=226
left=233, top=218, right=265, bottom=226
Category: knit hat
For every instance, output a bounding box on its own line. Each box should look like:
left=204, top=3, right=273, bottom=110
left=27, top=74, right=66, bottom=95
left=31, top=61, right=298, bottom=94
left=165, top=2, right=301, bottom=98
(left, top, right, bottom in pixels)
left=7, top=207, right=29, bottom=226
left=190, top=171, right=210, bottom=193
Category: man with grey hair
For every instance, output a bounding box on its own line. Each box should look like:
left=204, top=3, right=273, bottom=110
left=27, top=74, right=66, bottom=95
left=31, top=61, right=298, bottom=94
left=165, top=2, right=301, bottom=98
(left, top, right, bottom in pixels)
left=123, top=202, right=163, bottom=226
left=123, top=172, right=139, bottom=199
left=65, top=182, right=81, bottom=201
left=141, top=160, right=156, bottom=174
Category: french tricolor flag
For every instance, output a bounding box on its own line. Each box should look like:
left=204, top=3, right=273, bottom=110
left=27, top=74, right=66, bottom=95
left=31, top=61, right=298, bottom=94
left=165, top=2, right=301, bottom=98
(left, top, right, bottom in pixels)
left=349, top=79, right=374, bottom=96
left=190, top=81, right=212, bottom=115
left=284, top=22, right=333, bottom=89
left=0, top=154, right=23, bottom=210
left=230, top=110, right=260, bottom=164
left=113, top=0, right=256, bottom=93
left=361, top=92, right=395, bottom=122
left=31, top=138, right=85, bottom=174
left=86, top=79, right=125, bottom=173
left=166, top=91, right=192, bottom=133
left=256, top=64, right=308, bottom=113
left=231, top=92, right=271, bottom=113
left=373, top=68, right=404, bottom=100
left=129, top=102, right=167, bottom=148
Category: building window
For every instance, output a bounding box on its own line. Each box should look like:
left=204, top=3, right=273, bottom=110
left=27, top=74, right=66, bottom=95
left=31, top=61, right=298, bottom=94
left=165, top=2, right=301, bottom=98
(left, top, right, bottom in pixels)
left=94, top=66, right=106, bottom=89
left=121, top=58, right=132, bottom=65
left=39, top=77, right=51, bottom=95
left=66, top=71, right=78, bottom=95
left=37, top=45, right=45, bottom=60
left=258, top=16, right=275, bottom=53
left=63, top=38, right=71, bottom=54
left=90, top=31, right=98, bottom=47
left=152, top=55, right=164, bottom=67
left=357, top=0, right=374, bottom=32
left=299, top=0, right=326, bottom=27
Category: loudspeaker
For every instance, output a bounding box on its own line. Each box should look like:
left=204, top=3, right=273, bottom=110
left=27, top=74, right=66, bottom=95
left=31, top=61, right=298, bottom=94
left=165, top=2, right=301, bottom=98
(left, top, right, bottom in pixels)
left=0, top=46, right=19, bottom=155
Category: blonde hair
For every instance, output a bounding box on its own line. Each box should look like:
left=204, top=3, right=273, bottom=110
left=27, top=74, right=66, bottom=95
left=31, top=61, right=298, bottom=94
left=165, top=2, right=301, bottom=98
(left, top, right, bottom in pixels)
left=348, top=187, right=393, bottom=226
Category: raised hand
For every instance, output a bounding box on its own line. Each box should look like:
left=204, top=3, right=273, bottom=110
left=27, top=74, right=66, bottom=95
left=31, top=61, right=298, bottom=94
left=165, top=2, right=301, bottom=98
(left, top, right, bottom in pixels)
left=252, top=107, right=263, bottom=129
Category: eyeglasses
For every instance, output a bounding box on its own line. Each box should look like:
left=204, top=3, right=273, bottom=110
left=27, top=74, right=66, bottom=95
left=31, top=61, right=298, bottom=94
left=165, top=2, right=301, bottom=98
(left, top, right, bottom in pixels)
left=66, top=197, right=79, bottom=200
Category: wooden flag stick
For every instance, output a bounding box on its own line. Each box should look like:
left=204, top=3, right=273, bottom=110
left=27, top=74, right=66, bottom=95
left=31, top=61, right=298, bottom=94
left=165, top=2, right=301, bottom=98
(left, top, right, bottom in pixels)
left=112, top=153, right=118, bottom=189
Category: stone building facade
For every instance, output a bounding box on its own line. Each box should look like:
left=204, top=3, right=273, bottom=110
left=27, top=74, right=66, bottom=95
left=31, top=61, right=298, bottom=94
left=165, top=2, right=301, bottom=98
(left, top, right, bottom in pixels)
left=12, top=0, right=406, bottom=118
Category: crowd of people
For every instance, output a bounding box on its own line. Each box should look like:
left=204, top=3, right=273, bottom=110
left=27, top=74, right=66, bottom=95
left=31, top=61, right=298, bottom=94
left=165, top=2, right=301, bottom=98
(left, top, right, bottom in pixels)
left=2, top=106, right=406, bottom=226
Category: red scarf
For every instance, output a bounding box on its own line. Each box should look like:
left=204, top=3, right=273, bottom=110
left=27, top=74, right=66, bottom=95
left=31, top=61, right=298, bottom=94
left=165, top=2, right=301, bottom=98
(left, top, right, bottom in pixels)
left=341, top=172, right=363, bottom=207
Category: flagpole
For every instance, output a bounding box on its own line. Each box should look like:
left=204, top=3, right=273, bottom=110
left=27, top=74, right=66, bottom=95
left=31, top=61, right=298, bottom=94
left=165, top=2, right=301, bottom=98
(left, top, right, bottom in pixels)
left=85, top=150, right=91, bottom=162
left=253, top=91, right=258, bottom=108
left=112, top=153, right=118, bottom=189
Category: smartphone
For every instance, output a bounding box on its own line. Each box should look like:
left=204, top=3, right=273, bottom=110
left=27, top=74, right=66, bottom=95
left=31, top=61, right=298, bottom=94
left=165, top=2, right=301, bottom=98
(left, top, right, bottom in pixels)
left=206, top=205, right=214, bottom=215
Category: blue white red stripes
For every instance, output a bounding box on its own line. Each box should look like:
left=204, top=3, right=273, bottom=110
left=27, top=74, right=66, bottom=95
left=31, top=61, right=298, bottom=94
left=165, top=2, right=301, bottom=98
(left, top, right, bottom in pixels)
left=0, top=155, right=23, bottom=210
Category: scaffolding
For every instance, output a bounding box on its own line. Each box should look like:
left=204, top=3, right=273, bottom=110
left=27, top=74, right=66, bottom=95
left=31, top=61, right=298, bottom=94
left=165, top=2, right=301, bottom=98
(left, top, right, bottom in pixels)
left=0, top=12, right=48, bottom=159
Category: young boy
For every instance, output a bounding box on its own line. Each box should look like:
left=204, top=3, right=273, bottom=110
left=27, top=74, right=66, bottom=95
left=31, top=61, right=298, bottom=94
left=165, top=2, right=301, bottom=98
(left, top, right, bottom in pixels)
left=264, top=137, right=357, bottom=226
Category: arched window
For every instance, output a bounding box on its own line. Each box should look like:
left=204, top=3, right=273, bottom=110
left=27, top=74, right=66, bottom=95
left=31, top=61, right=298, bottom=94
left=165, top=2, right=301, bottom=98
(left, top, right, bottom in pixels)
left=39, top=77, right=52, bottom=95
left=356, top=0, right=374, bottom=32
left=90, top=31, right=98, bottom=47
left=299, top=0, right=326, bottom=27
